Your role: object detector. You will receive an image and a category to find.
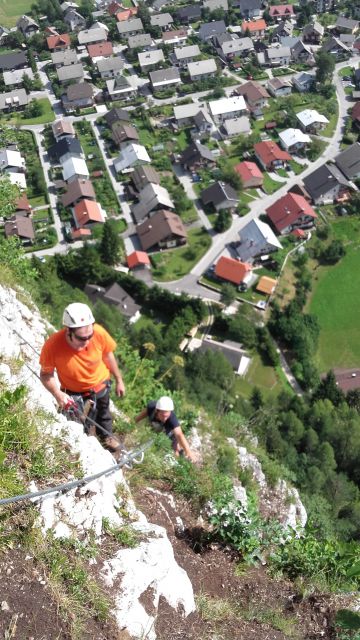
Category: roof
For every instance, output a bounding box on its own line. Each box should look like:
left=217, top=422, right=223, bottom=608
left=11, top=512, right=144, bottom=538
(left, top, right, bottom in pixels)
left=62, top=156, right=89, bottom=181
left=71, top=228, right=92, bottom=239
left=150, top=12, right=173, bottom=26
left=149, top=67, right=181, bottom=86
left=0, top=149, right=24, bottom=168
left=61, top=178, right=95, bottom=207
left=85, top=283, right=140, bottom=319
left=117, top=18, right=143, bottom=33
left=266, top=192, right=317, bottom=233
left=303, top=163, right=349, bottom=200
left=292, top=228, right=306, bottom=238
left=199, top=20, right=226, bottom=40
left=132, top=164, right=160, bottom=190
left=237, top=218, right=281, bottom=262
left=269, top=4, right=294, bottom=15
left=57, top=63, right=84, bottom=81
left=66, top=81, right=93, bottom=100
left=131, top=182, right=174, bottom=223
left=296, top=108, right=329, bottom=128
left=162, top=29, right=187, bottom=43
left=116, top=7, right=137, bottom=20
left=236, top=80, right=270, bottom=102
left=222, top=37, right=254, bottom=55
left=114, top=143, right=151, bottom=172
left=137, top=209, right=187, bottom=250
left=188, top=58, right=217, bottom=77
left=52, top=119, right=75, bottom=138
left=127, top=250, right=150, bottom=268
left=234, top=160, right=263, bottom=182
left=199, top=338, right=243, bottom=371
left=138, top=49, right=164, bottom=67
left=97, top=56, right=123, bottom=72
left=87, top=41, right=113, bottom=58
left=176, top=5, right=202, bottom=19
left=180, top=141, right=215, bottom=165
left=104, top=107, right=130, bottom=127
left=15, top=193, right=31, bottom=212
left=267, top=76, right=291, bottom=91
left=51, top=49, right=78, bottom=65
left=267, top=46, right=291, bottom=59
left=0, top=51, right=27, bottom=71
left=0, top=88, right=28, bottom=110
left=256, top=276, right=277, bottom=294
left=174, top=102, right=201, bottom=120
left=128, top=33, right=152, bottom=48
left=174, top=44, right=201, bottom=60
left=279, top=128, right=311, bottom=148
left=303, top=21, right=324, bottom=36
left=4, top=214, right=34, bottom=240
left=201, top=181, right=239, bottom=207
left=78, top=27, right=107, bottom=44
left=293, top=71, right=315, bottom=87
left=241, top=19, right=266, bottom=32
left=352, top=101, right=360, bottom=122
left=48, top=137, right=82, bottom=162
left=223, top=116, right=251, bottom=136
left=47, top=33, right=71, bottom=49
left=254, top=140, right=291, bottom=165
left=74, top=199, right=105, bottom=225
left=335, top=142, right=360, bottom=179
left=3, top=67, right=34, bottom=86
left=215, top=256, right=252, bottom=285
left=112, top=122, right=139, bottom=144
left=107, top=75, right=134, bottom=94
left=209, top=95, right=247, bottom=117
left=336, top=16, right=359, bottom=30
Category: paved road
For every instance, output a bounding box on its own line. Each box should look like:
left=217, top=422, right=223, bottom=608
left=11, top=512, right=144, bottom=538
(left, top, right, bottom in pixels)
left=172, top=163, right=213, bottom=231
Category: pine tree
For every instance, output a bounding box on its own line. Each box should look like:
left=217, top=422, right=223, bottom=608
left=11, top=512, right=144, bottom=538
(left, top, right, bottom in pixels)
left=99, top=220, right=120, bottom=265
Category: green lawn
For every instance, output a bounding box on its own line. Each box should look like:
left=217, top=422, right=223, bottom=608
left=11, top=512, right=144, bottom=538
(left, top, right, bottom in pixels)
left=262, top=173, right=283, bottom=195
left=0, top=0, right=32, bottom=27
left=308, top=218, right=360, bottom=371
left=233, top=353, right=285, bottom=399
left=339, top=67, right=353, bottom=78
left=152, top=228, right=211, bottom=281
left=29, top=195, right=48, bottom=208
left=1, top=99, right=55, bottom=125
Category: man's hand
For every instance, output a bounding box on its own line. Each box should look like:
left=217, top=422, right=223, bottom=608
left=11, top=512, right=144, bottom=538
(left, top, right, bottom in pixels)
left=55, top=391, right=76, bottom=410
left=115, top=378, right=125, bottom=397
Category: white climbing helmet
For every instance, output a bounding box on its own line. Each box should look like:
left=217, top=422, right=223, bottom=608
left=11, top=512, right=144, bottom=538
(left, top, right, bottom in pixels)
left=156, top=396, right=174, bottom=411
left=62, top=303, right=95, bottom=328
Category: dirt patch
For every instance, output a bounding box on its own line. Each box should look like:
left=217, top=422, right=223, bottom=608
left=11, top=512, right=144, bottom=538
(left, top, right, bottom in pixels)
left=134, top=485, right=345, bottom=640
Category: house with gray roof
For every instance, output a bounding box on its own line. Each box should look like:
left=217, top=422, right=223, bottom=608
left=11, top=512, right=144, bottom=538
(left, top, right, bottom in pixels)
left=221, top=36, right=254, bottom=58
left=0, top=88, right=28, bottom=112
left=97, top=56, right=123, bottom=77
left=62, top=82, right=94, bottom=112
left=271, top=20, right=293, bottom=42
left=180, top=141, right=216, bottom=170
left=51, top=49, right=78, bottom=67
left=292, top=71, right=315, bottom=92
left=199, top=20, right=227, bottom=41
left=222, top=116, right=251, bottom=137
left=131, top=182, right=175, bottom=223
left=236, top=218, right=282, bottom=263
left=57, top=62, right=84, bottom=83
left=266, top=76, right=291, bottom=97
left=3, top=67, right=34, bottom=87
left=257, top=46, right=291, bottom=67
left=117, top=18, right=144, bottom=37
left=303, top=21, right=324, bottom=44
left=104, top=107, right=130, bottom=127
left=0, top=51, right=27, bottom=71
left=78, top=27, right=107, bottom=45
left=173, top=44, right=201, bottom=67
left=175, top=5, right=202, bottom=23
left=201, top=181, right=239, bottom=212
left=150, top=67, right=181, bottom=90
left=188, top=58, right=217, bottom=81
left=291, top=40, right=314, bottom=64
left=335, top=16, right=359, bottom=34
left=106, top=75, right=137, bottom=100
left=203, top=0, right=228, bottom=11
left=128, top=33, right=152, bottom=49
left=335, top=142, right=360, bottom=180
left=321, top=36, right=350, bottom=59
left=85, top=283, right=141, bottom=323
left=150, top=13, right=173, bottom=28
left=303, top=163, right=350, bottom=204
left=235, top=0, right=261, bottom=18
left=138, top=49, right=164, bottom=70
left=16, top=15, right=39, bottom=38
left=132, top=165, right=160, bottom=192
left=64, top=9, right=86, bottom=30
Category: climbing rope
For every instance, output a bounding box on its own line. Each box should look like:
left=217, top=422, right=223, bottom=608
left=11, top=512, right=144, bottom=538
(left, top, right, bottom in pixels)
left=0, top=439, right=153, bottom=507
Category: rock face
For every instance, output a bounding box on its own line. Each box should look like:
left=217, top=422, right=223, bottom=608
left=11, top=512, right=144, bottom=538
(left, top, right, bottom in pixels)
left=0, top=285, right=195, bottom=639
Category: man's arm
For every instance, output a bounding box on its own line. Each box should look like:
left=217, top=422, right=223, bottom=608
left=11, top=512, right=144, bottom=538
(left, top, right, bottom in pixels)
left=104, top=352, right=125, bottom=397
left=135, top=408, right=148, bottom=423
left=40, top=370, right=72, bottom=409
left=172, top=426, right=196, bottom=462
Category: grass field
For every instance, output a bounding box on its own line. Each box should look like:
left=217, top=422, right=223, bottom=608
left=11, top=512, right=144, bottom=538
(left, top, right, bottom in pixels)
left=0, top=0, right=31, bottom=27
left=233, top=353, right=286, bottom=399
left=152, top=228, right=211, bottom=281
left=308, top=218, right=360, bottom=371
left=0, top=99, right=55, bottom=125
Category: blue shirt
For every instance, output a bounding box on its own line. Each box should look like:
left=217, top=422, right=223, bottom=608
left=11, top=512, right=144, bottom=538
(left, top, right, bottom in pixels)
left=146, top=400, right=179, bottom=436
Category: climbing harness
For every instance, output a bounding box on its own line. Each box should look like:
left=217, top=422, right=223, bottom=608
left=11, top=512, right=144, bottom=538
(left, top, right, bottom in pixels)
left=0, top=439, right=153, bottom=507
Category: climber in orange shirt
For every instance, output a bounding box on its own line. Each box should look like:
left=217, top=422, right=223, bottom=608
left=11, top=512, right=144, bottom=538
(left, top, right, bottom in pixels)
left=40, top=302, right=125, bottom=457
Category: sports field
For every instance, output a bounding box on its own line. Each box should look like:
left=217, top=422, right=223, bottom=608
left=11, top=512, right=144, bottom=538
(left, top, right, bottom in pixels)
left=308, top=218, right=360, bottom=372
left=0, top=0, right=32, bottom=28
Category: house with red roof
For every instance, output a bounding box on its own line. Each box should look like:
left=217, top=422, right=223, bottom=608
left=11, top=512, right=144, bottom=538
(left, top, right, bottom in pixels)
left=71, top=228, right=92, bottom=240
left=127, top=250, right=151, bottom=270
left=266, top=192, right=317, bottom=235
left=73, top=199, right=106, bottom=228
left=234, top=161, right=263, bottom=188
left=241, top=19, right=266, bottom=38
left=108, top=1, right=122, bottom=15
left=254, top=140, right=291, bottom=171
left=116, top=8, right=138, bottom=21
left=269, top=5, right=294, bottom=22
left=87, top=41, right=113, bottom=59
left=47, top=33, right=70, bottom=50
left=215, top=256, right=252, bottom=286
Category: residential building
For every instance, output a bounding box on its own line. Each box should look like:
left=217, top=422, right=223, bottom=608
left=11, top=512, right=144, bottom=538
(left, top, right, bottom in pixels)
left=73, top=198, right=106, bottom=227
left=197, top=339, right=247, bottom=375
left=208, top=95, right=247, bottom=124
left=0, top=26, right=10, bottom=45
left=87, top=41, right=113, bottom=59
left=271, top=20, right=293, bottom=42
left=201, top=181, right=239, bottom=212
left=116, top=7, right=138, bottom=21
left=128, top=33, right=152, bottom=49
left=236, top=81, right=270, bottom=113
left=52, top=119, right=76, bottom=141
left=335, top=142, right=360, bottom=180
left=62, top=156, right=89, bottom=182
left=221, top=36, right=254, bottom=59
left=236, top=218, right=282, bottom=263
left=176, top=5, right=202, bottom=23
left=303, top=163, right=350, bottom=204
left=48, top=137, right=83, bottom=164
left=173, top=44, right=201, bottom=67
left=266, top=192, right=317, bottom=235
left=136, top=209, right=187, bottom=251
left=127, top=251, right=151, bottom=271
left=236, top=0, right=262, bottom=19
left=150, top=13, right=173, bottom=28
left=97, top=56, right=123, bottom=77
left=16, top=15, right=39, bottom=38
left=234, top=161, right=263, bottom=188
left=106, top=75, right=137, bottom=100
left=162, top=30, right=188, bottom=46
left=291, top=40, right=314, bottom=65
left=149, top=67, right=181, bottom=90
left=131, top=182, right=175, bottom=223
left=198, top=20, right=226, bottom=42
left=303, top=21, right=324, bottom=44
left=241, top=19, right=266, bottom=39
left=0, top=149, right=25, bottom=172
left=222, top=116, right=251, bottom=137
left=61, top=178, right=96, bottom=207
left=47, top=33, right=71, bottom=51
left=203, top=0, right=228, bottom=11
left=258, top=46, right=291, bottom=67
left=132, top=165, right=160, bottom=192
left=296, top=108, right=329, bottom=133
left=62, top=82, right=94, bottom=112
left=316, top=0, right=334, bottom=12
left=3, top=68, right=34, bottom=87
left=104, top=107, right=130, bottom=128
left=15, top=193, right=32, bottom=216
left=188, top=58, right=217, bottom=81
left=85, top=283, right=141, bottom=323
left=64, top=9, right=86, bottom=31
left=108, top=0, right=122, bottom=15
left=114, top=143, right=151, bottom=172
left=335, top=16, right=359, bottom=34
left=174, top=102, right=204, bottom=126
left=179, top=141, right=216, bottom=170
left=351, top=102, right=360, bottom=130
left=78, top=27, right=107, bottom=45
left=57, top=63, right=84, bottom=83
left=266, top=76, right=292, bottom=97
left=215, top=256, right=252, bottom=286
left=254, top=140, right=291, bottom=170
left=292, top=71, right=315, bottom=92
left=51, top=49, right=78, bottom=67
left=4, top=215, right=35, bottom=244
left=117, top=18, right=144, bottom=38
left=269, top=4, right=294, bottom=21
left=138, top=49, right=164, bottom=70
left=321, top=36, right=350, bottom=59
left=111, top=122, right=139, bottom=146
left=0, top=88, right=28, bottom=112
left=0, top=51, right=27, bottom=71
left=256, top=276, right=277, bottom=295
left=278, top=128, right=311, bottom=153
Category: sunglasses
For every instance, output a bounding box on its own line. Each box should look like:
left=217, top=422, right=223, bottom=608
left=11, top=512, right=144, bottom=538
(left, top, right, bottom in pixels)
left=72, top=332, right=94, bottom=343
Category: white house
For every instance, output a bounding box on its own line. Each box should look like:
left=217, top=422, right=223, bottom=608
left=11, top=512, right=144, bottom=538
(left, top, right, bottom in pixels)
left=236, top=218, right=282, bottom=263
left=0, top=149, right=25, bottom=172
left=62, top=156, right=89, bottom=182
left=187, top=58, right=217, bottom=81
left=278, top=128, right=311, bottom=153
left=114, top=143, right=151, bottom=173
left=296, top=108, right=329, bottom=133
left=208, top=95, right=248, bottom=124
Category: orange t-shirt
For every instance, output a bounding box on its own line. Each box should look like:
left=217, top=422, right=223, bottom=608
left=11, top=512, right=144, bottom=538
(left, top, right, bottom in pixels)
left=39, top=323, right=117, bottom=392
